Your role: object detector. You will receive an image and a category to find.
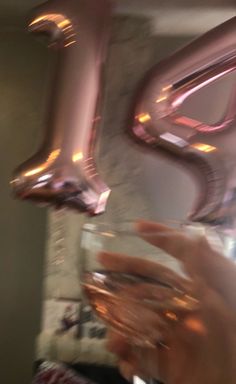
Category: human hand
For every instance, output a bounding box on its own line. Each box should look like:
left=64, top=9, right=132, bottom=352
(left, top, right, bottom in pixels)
left=98, top=221, right=236, bottom=384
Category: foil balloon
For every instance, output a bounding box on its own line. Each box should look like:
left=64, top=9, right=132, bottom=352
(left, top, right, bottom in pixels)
left=130, top=17, right=236, bottom=227
left=11, top=0, right=111, bottom=215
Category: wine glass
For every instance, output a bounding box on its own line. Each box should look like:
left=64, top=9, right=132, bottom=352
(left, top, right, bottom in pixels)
left=79, top=221, right=205, bottom=383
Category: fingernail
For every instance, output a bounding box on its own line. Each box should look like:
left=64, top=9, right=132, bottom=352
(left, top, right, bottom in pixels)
left=134, top=220, right=144, bottom=233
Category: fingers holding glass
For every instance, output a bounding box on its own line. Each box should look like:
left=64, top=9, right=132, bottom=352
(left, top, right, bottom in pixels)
left=98, top=252, right=193, bottom=291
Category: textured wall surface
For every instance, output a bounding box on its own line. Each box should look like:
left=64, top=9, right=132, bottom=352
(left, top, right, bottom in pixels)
left=44, top=16, right=155, bottom=302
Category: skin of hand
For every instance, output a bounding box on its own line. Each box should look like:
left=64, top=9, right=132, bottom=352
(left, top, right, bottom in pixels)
left=98, top=220, right=236, bottom=384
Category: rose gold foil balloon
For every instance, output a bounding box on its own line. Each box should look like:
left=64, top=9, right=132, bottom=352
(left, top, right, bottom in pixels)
left=11, top=0, right=111, bottom=215
left=130, top=17, right=236, bottom=226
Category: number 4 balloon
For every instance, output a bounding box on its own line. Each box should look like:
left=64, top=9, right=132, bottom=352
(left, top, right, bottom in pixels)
left=130, top=17, right=236, bottom=226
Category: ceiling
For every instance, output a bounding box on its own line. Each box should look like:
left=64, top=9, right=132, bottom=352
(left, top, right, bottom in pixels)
left=0, top=0, right=235, bottom=34
left=0, top=0, right=235, bottom=14
left=117, top=0, right=236, bottom=10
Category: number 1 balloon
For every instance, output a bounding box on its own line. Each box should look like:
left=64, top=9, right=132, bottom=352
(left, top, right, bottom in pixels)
left=130, top=17, right=236, bottom=226
left=11, top=0, right=111, bottom=215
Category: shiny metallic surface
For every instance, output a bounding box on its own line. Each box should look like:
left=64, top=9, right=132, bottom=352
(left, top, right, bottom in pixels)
left=11, top=0, right=111, bottom=215
left=130, top=17, right=236, bottom=227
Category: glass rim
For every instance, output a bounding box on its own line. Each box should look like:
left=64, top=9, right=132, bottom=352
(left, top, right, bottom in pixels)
left=82, top=220, right=208, bottom=238
left=82, top=221, right=139, bottom=237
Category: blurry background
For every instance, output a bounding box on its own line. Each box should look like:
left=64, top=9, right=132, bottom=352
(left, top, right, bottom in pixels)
left=0, top=1, right=235, bottom=383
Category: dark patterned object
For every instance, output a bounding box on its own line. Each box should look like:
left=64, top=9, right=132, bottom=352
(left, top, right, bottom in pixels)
left=80, top=306, right=94, bottom=323
left=33, top=361, right=96, bottom=384
left=71, top=363, right=130, bottom=384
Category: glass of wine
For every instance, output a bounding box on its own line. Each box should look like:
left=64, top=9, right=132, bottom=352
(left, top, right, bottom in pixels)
left=79, top=221, right=206, bottom=383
